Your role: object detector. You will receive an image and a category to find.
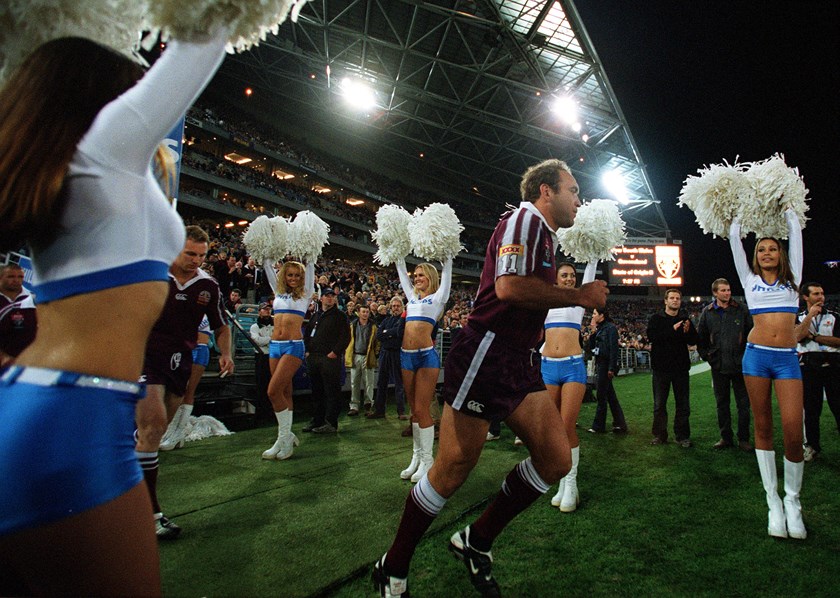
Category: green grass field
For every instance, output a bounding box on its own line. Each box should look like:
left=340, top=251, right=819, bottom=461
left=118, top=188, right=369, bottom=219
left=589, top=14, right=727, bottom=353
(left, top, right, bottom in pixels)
left=158, top=368, right=839, bottom=597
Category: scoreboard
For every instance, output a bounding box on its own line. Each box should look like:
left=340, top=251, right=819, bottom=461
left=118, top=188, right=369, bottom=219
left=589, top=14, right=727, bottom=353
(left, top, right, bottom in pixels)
left=608, top=243, right=683, bottom=287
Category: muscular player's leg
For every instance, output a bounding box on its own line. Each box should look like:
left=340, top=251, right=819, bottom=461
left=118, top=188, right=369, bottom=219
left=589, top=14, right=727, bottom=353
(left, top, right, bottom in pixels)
left=182, top=363, right=206, bottom=407
left=135, top=384, right=168, bottom=452
left=427, top=404, right=488, bottom=497
left=506, top=389, right=571, bottom=484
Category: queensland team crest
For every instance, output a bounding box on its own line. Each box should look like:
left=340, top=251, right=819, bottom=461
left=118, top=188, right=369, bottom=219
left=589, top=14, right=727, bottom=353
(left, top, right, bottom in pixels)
left=197, top=290, right=211, bottom=305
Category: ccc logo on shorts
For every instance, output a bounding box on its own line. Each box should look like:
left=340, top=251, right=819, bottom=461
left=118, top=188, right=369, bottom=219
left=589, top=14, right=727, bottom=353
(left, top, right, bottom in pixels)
left=170, top=352, right=182, bottom=371
left=466, top=400, right=484, bottom=413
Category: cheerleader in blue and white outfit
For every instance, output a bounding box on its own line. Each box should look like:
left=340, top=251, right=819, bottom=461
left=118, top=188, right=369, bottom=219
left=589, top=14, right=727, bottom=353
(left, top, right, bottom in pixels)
left=542, top=261, right=597, bottom=512
left=729, top=209, right=806, bottom=539
left=0, top=23, right=228, bottom=596
left=260, top=258, right=315, bottom=460
left=396, top=256, right=453, bottom=482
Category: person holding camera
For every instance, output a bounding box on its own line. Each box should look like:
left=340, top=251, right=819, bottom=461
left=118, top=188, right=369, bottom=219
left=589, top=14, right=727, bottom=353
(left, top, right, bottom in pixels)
left=646, top=288, right=699, bottom=447
left=795, top=282, right=840, bottom=462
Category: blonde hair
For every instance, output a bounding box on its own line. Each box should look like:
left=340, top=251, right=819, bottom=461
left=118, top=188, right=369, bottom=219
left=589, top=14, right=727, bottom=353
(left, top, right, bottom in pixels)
left=414, top=263, right=440, bottom=297
left=278, top=261, right=306, bottom=299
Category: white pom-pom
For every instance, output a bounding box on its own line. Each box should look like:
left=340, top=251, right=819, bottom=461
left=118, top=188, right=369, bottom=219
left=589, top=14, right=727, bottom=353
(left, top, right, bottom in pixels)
left=408, top=203, right=464, bottom=262
left=740, top=154, right=809, bottom=239
left=147, top=0, right=311, bottom=53
left=243, top=215, right=289, bottom=263
left=183, top=415, right=233, bottom=442
left=677, top=161, right=752, bottom=239
left=557, top=199, right=627, bottom=262
left=371, top=204, right=412, bottom=266
left=288, top=210, right=329, bottom=263
left=1, top=0, right=149, bottom=84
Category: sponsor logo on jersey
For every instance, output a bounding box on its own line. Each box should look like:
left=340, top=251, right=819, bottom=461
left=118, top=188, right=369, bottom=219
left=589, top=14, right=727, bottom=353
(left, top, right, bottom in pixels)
left=175, top=293, right=187, bottom=301
left=466, top=400, right=484, bottom=413
left=499, top=244, right=524, bottom=257
left=197, top=290, right=211, bottom=305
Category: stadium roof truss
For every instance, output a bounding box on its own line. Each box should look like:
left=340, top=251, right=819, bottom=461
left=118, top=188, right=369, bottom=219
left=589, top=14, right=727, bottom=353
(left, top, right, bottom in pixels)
left=214, top=0, right=671, bottom=239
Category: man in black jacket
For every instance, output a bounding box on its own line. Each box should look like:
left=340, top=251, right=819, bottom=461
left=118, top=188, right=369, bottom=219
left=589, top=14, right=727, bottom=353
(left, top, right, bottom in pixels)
left=646, top=288, right=700, bottom=447
left=304, top=288, right=350, bottom=433
left=368, top=296, right=407, bottom=419
left=697, top=278, right=754, bottom=451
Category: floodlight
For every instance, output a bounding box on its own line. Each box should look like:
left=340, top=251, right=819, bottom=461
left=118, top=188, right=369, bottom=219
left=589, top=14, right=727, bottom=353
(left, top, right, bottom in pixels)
left=602, top=170, right=629, bottom=204
left=341, top=78, right=376, bottom=110
left=551, top=96, right=578, bottom=124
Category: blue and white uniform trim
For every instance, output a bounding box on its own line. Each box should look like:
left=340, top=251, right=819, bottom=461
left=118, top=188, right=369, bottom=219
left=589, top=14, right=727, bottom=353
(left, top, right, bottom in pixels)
left=264, top=259, right=315, bottom=317
left=543, top=262, right=597, bottom=332
left=0, top=366, right=145, bottom=535
left=729, top=210, right=802, bottom=316
left=397, top=257, right=453, bottom=327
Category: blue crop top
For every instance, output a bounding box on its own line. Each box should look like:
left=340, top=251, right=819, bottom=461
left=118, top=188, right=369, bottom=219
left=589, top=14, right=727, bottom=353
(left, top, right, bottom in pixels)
left=29, top=31, right=229, bottom=303
left=729, top=209, right=802, bottom=315
left=397, top=257, right=453, bottom=326
left=544, top=261, right=597, bottom=331
left=264, top=259, right=316, bottom=317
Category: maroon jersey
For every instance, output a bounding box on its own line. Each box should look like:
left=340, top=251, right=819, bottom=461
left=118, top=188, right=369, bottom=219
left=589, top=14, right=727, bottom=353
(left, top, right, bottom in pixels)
left=147, top=268, right=227, bottom=354
left=468, top=202, right=558, bottom=350
left=0, top=292, right=37, bottom=358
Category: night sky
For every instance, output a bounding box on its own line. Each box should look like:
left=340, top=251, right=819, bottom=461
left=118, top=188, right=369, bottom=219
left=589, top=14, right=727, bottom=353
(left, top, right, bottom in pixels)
left=574, top=0, right=839, bottom=296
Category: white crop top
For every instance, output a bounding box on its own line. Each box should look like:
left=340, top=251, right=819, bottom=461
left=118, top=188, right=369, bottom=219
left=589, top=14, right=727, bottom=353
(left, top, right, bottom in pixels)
left=544, top=262, right=597, bottom=331
left=197, top=315, right=211, bottom=341
left=729, top=210, right=802, bottom=315
left=29, top=31, right=229, bottom=303
left=264, top=259, right=315, bottom=317
left=397, top=257, right=453, bottom=326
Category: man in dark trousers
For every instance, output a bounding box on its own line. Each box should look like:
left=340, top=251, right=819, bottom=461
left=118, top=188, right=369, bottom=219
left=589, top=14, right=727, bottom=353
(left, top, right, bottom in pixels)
left=697, top=278, right=753, bottom=451
left=795, top=281, right=840, bottom=462
left=368, top=296, right=407, bottom=419
left=647, top=288, right=699, bottom=448
left=304, top=287, right=350, bottom=433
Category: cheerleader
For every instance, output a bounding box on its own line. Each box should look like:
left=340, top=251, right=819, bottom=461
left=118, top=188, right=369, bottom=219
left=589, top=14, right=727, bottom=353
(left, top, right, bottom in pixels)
left=396, top=257, right=453, bottom=482
left=543, top=261, right=597, bottom=512
left=730, top=209, right=806, bottom=539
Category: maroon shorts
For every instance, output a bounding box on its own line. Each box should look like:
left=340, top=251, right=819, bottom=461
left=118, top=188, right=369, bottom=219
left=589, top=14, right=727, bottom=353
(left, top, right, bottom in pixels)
left=443, top=325, right=544, bottom=422
left=141, top=347, right=193, bottom=397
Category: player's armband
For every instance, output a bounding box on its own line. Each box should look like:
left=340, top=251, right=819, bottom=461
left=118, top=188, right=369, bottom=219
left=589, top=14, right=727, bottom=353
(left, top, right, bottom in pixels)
left=496, top=243, right=526, bottom=277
